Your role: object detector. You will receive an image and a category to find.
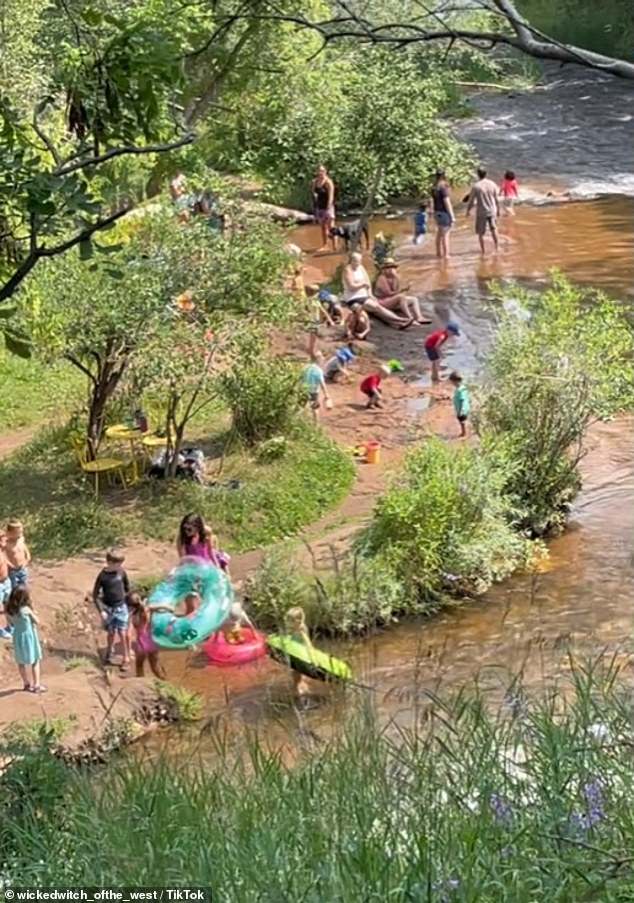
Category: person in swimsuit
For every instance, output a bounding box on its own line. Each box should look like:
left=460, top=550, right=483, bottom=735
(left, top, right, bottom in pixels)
left=342, top=252, right=411, bottom=330
left=127, top=592, right=166, bottom=679
left=311, top=165, right=336, bottom=252
left=431, top=170, right=455, bottom=260
left=374, top=259, right=431, bottom=325
left=176, top=513, right=228, bottom=571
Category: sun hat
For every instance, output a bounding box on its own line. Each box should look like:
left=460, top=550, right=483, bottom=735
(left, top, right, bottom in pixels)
left=447, top=321, right=460, bottom=335
left=381, top=257, right=398, bottom=269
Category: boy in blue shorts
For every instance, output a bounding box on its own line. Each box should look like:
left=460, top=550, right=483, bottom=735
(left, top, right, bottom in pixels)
left=449, top=371, right=470, bottom=438
left=91, top=549, right=131, bottom=670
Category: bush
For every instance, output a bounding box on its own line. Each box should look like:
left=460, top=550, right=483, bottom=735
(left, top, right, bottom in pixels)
left=219, top=351, right=305, bottom=446
left=478, top=276, right=634, bottom=533
left=360, top=438, right=535, bottom=606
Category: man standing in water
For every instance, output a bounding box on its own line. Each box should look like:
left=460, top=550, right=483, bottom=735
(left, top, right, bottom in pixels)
left=311, top=165, right=336, bottom=253
left=466, top=167, right=500, bottom=254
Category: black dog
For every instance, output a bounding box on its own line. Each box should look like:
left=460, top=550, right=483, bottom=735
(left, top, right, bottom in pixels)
left=329, top=219, right=370, bottom=251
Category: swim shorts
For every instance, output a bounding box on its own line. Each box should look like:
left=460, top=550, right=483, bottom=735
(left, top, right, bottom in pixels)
left=434, top=211, right=452, bottom=229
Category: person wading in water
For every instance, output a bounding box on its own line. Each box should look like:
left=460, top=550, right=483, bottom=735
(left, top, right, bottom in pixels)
left=311, top=165, right=336, bottom=253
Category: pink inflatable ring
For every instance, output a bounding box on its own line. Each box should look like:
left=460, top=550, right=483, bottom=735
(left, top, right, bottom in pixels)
left=204, top=626, right=267, bottom=666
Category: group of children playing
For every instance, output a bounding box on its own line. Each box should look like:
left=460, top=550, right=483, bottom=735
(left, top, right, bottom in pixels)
left=302, top=320, right=471, bottom=436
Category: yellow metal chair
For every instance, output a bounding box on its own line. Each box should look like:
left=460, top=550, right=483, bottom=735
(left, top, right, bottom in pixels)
left=71, top=438, right=130, bottom=498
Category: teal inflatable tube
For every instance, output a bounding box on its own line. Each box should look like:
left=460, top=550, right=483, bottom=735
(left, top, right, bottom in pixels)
left=148, top=559, right=233, bottom=650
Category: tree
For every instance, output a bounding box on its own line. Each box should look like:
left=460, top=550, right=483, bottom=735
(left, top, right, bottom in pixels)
left=247, top=0, right=634, bottom=81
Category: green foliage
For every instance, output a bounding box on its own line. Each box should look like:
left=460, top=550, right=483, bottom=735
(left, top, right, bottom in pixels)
left=361, top=438, right=534, bottom=606
left=0, top=420, right=353, bottom=559
left=219, top=339, right=306, bottom=445
left=63, top=656, right=94, bottom=672
left=518, top=0, right=634, bottom=58
left=155, top=682, right=203, bottom=722
left=0, top=349, right=81, bottom=431
left=3, top=716, right=76, bottom=747
left=479, top=276, right=634, bottom=533
left=4, top=664, right=634, bottom=900
left=213, top=42, right=474, bottom=208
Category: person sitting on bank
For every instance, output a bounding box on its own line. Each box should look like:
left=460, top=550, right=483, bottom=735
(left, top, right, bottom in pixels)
left=346, top=301, right=371, bottom=341
left=374, top=259, right=431, bottom=326
left=342, top=252, right=411, bottom=330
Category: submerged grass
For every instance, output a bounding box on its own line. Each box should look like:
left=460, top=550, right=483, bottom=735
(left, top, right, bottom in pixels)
left=0, top=421, right=354, bottom=559
left=2, top=662, right=634, bottom=899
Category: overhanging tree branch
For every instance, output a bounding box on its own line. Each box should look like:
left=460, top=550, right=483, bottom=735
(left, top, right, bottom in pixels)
left=55, top=133, right=195, bottom=177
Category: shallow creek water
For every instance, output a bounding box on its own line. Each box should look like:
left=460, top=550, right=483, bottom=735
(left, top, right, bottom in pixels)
left=149, top=69, right=634, bottom=760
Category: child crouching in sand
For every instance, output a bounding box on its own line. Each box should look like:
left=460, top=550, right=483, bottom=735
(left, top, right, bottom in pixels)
left=360, top=364, right=391, bottom=409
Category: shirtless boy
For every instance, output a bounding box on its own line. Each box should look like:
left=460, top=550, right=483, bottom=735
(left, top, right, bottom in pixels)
left=6, top=519, right=31, bottom=588
left=0, top=530, right=12, bottom=638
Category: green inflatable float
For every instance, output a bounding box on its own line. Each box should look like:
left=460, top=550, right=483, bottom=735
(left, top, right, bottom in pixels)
left=267, top=634, right=352, bottom=682
left=148, top=559, right=233, bottom=650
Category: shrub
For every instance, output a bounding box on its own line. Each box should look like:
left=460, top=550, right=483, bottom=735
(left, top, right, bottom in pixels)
left=219, top=350, right=305, bottom=445
left=478, top=276, right=634, bottom=533
left=155, top=682, right=203, bottom=722
left=360, top=438, right=535, bottom=607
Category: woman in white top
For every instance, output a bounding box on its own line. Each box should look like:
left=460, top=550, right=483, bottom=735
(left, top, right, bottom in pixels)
left=342, top=253, right=411, bottom=329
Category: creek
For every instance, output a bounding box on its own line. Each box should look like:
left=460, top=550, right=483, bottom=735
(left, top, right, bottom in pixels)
left=148, top=67, right=634, bottom=762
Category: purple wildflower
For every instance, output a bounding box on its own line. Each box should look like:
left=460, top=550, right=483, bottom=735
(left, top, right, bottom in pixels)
left=490, top=792, right=514, bottom=826
left=570, top=779, right=606, bottom=831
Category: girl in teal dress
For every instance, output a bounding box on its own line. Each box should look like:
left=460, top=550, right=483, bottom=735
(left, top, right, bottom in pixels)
left=6, top=586, right=45, bottom=693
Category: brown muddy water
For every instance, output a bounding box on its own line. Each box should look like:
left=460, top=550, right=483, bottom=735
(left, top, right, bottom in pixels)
left=148, top=72, right=634, bottom=760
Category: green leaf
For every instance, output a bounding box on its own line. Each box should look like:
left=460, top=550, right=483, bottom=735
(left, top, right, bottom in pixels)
left=79, top=239, right=93, bottom=261
left=0, top=305, right=18, bottom=320
left=3, top=330, right=32, bottom=359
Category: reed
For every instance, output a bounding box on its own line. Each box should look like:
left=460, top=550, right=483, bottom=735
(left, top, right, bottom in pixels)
left=2, top=660, right=634, bottom=899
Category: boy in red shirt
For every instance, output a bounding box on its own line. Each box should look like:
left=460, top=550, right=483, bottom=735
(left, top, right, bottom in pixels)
left=360, top=364, right=391, bottom=409
left=424, top=321, right=460, bottom=382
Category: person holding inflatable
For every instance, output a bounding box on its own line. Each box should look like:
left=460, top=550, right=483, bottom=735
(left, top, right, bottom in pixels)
left=176, top=513, right=230, bottom=573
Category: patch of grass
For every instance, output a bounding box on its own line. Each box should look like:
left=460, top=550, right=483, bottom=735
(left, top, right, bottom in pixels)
left=2, top=663, right=634, bottom=900
left=0, top=422, right=354, bottom=560
left=155, top=681, right=203, bottom=722
left=3, top=715, right=77, bottom=747
left=0, top=351, right=82, bottom=432
left=64, top=656, right=94, bottom=672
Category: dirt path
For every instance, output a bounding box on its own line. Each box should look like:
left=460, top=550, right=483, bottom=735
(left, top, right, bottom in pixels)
left=0, top=245, right=463, bottom=740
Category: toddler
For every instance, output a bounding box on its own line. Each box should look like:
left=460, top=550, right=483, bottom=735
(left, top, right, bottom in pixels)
left=424, top=321, right=460, bottom=383
left=222, top=600, right=252, bottom=645
left=360, top=364, right=391, bottom=409
left=500, top=170, right=519, bottom=215
left=6, top=519, right=31, bottom=588
left=6, top=586, right=45, bottom=693
left=127, top=591, right=166, bottom=679
left=303, top=352, right=332, bottom=424
left=91, top=549, right=131, bottom=670
left=449, top=371, right=471, bottom=438
left=324, top=344, right=356, bottom=383
left=413, top=200, right=428, bottom=244
left=286, top=606, right=312, bottom=699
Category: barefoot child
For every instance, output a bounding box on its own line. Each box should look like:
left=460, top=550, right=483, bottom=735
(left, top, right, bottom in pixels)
left=222, top=600, right=253, bottom=644
left=6, top=586, right=45, bottom=693
left=500, top=170, right=519, bottom=215
left=449, top=371, right=470, bottom=438
left=413, top=200, right=428, bottom=245
left=91, top=549, right=131, bottom=670
left=303, top=352, right=332, bottom=424
left=360, top=364, right=391, bottom=409
left=6, top=519, right=31, bottom=588
left=324, top=344, right=356, bottom=383
left=0, top=531, right=13, bottom=639
left=424, top=321, right=460, bottom=383
left=127, top=592, right=166, bottom=679
left=346, top=301, right=371, bottom=342
left=286, top=606, right=312, bottom=700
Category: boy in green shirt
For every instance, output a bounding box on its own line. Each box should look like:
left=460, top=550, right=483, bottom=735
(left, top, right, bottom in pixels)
left=449, top=371, right=470, bottom=438
left=303, top=352, right=332, bottom=424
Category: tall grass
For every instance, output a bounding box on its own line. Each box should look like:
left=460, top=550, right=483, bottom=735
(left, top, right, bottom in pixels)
left=3, top=662, right=634, bottom=899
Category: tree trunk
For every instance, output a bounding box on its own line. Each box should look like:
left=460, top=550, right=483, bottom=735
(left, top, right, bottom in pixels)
left=86, top=358, right=128, bottom=460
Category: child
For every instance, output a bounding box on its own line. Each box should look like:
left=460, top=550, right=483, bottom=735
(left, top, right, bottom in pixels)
left=500, top=170, right=519, bottom=215
left=286, top=606, right=312, bottom=700
left=449, top=371, right=470, bottom=438
left=316, top=287, right=343, bottom=325
left=91, top=549, right=131, bottom=670
left=360, top=364, right=391, bottom=409
left=177, top=513, right=228, bottom=571
left=346, top=301, right=371, bottom=342
left=303, top=352, right=332, bottom=424
left=424, top=321, right=460, bottom=383
left=6, top=586, right=45, bottom=693
left=222, top=600, right=252, bottom=645
left=127, top=591, right=166, bottom=679
left=6, top=519, right=31, bottom=588
left=0, top=530, right=13, bottom=639
left=324, top=344, right=356, bottom=383
left=413, top=200, right=428, bottom=244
